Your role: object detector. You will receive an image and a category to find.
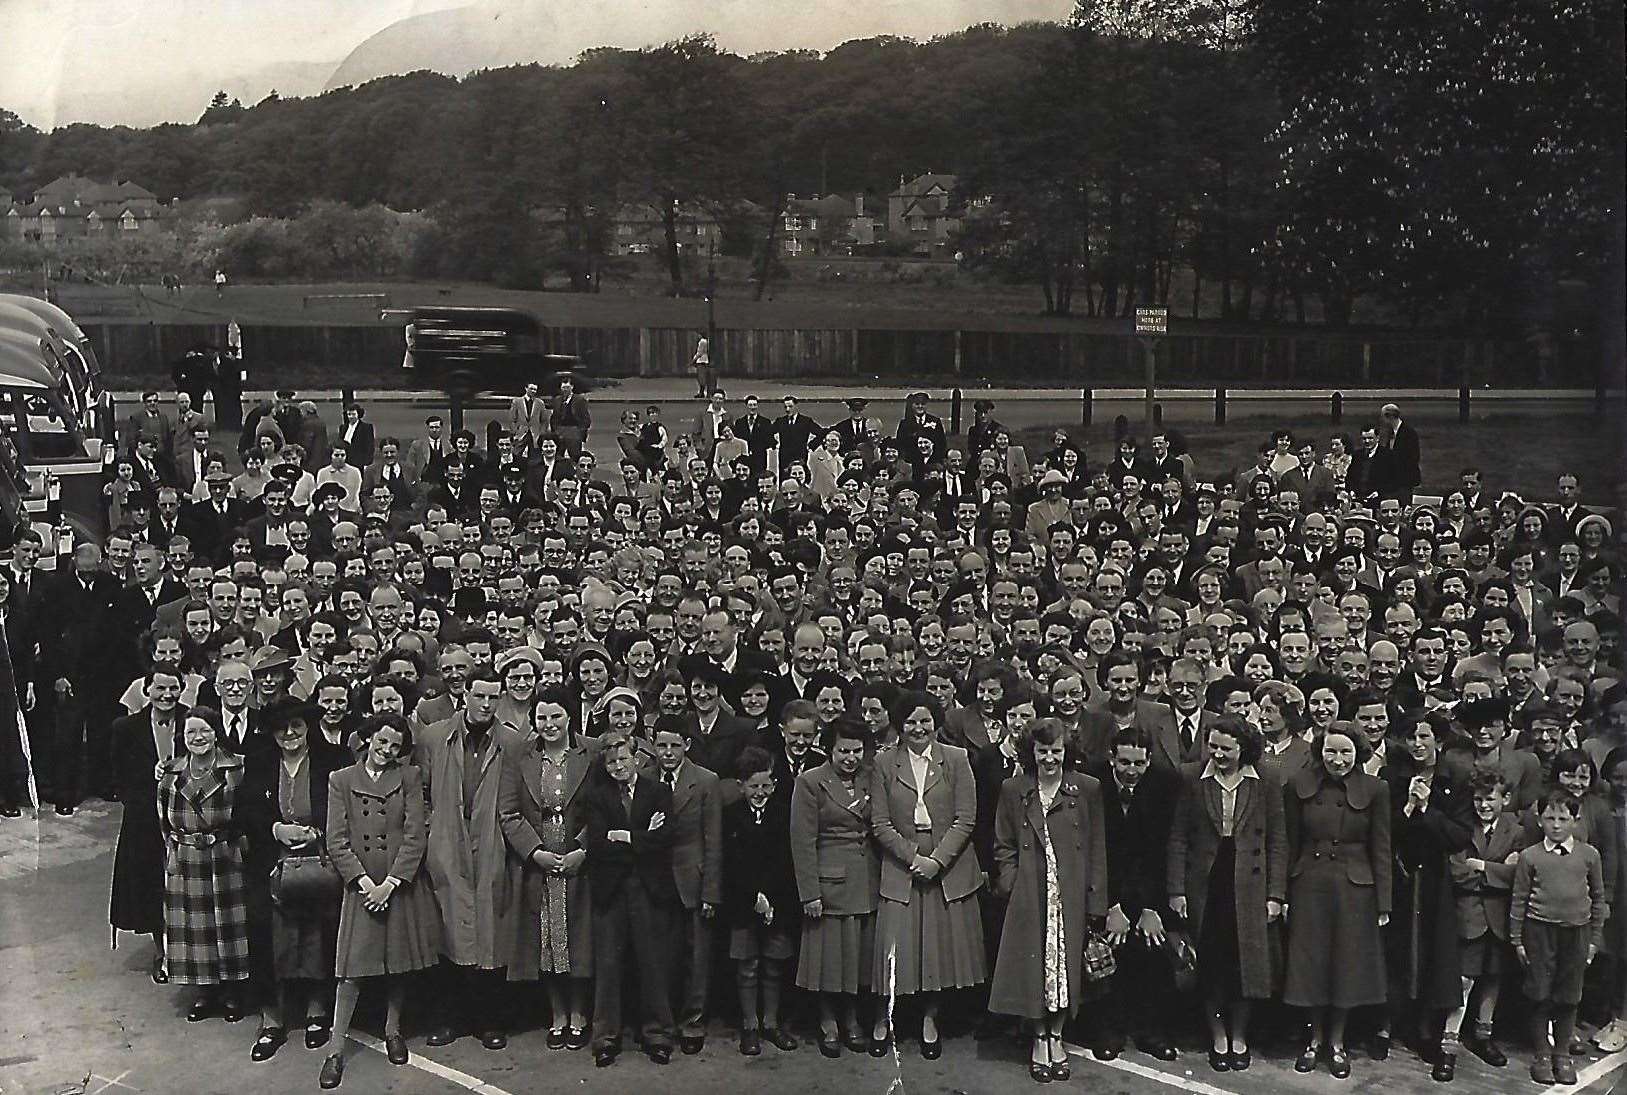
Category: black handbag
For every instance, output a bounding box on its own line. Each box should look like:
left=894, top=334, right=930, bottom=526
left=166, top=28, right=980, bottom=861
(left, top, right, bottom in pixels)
left=270, top=849, right=342, bottom=914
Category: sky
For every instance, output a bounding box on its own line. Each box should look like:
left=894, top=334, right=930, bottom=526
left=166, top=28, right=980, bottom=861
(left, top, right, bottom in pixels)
left=0, top=0, right=1075, bottom=130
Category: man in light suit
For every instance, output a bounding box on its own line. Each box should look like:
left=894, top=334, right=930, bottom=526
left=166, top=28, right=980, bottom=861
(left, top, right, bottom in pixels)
left=1278, top=441, right=1337, bottom=510
left=1144, top=659, right=1217, bottom=771
left=406, top=414, right=450, bottom=486
left=690, top=391, right=730, bottom=463
left=651, top=721, right=723, bottom=1055
left=508, top=382, right=548, bottom=462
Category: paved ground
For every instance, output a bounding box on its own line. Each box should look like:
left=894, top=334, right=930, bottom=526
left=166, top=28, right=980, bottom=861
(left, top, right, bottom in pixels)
left=3, top=805, right=1625, bottom=1095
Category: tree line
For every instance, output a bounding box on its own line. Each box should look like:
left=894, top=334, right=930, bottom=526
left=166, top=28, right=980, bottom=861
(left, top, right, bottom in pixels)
left=0, top=0, right=1620, bottom=342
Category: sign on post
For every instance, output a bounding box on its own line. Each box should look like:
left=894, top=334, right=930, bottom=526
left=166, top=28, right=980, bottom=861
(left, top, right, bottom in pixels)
left=1134, top=307, right=1168, bottom=424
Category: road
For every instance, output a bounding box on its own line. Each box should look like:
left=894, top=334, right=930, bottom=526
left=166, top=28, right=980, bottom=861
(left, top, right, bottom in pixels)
left=3, top=805, right=1622, bottom=1095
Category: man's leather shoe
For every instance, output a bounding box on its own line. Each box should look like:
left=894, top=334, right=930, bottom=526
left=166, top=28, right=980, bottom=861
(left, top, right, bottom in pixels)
left=0, top=803, right=21, bottom=817
left=648, top=1045, right=672, bottom=1065
left=479, top=1030, right=507, bottom=1051
left=55, top=803, right=74, bottom=816
left=764, top=1027, right=799, bottom=1051
left=1136, top=1038, right=1178, bottom=1061
left=1464, top=1034, right=1507, bottom=1067
left=679, top=1036, right=704, bottom=1055
left=425, top=1027, right=459, bottom=1047
left=1093, top=1040, right=1123, bottom=1061
left=318, top=1054, right=344, bottom=1089
left=740, top=1030, right=762, bottom=1056
left=385, top=1035, right=409, bottom=1064
left=1432, top=1051, right=1456, bottom=1082
left=594, top=1045, right=618, bottom=1068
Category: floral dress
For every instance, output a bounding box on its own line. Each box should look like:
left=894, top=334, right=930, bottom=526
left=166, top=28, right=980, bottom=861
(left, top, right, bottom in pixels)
left=535, top=753, right=572, bottom=973
left=1038, top=782, right=1068, bottom=1012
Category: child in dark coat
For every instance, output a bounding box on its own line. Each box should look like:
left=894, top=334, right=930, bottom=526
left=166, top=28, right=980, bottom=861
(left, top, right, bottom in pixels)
left=723, top=746, right=801, bottom=1056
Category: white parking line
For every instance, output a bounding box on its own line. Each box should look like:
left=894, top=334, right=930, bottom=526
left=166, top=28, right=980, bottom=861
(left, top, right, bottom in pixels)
left=351, top=1035, right=517, bottom=1095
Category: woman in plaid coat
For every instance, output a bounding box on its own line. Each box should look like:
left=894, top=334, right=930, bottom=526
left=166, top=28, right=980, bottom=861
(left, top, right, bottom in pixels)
left=158, top=707, right=251, bottom=1022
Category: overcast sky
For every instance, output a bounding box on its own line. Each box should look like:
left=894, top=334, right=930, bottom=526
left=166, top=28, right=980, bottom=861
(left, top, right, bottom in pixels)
left=1, top=0, right=1072, bottom=129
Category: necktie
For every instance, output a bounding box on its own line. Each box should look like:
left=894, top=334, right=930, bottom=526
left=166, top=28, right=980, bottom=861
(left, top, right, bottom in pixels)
left=230, top=712, right=243, bottom=744
left=664, top=770, right=676, bottom=790
left=622, top=785, right=635, bottom=813
left=1181, top=714, right=1197, bottom=754
left=1555, top=844, right=1569, bottom=856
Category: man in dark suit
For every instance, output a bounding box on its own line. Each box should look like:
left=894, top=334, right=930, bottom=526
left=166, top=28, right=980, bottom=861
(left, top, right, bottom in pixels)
left=650, top=722, right=724, bottom=1055
left=1377, top=403, right=1421, bottom=499
left=894, top=392, right=947, bottom=467
left=40, top=542, right=121, bottom=812
left=181, top=471, right=245, bottom=564
left=111, top=542, right=182, bottom=677
left=773, top=396, right=820, bottom=473
left=362, top=436, right=421, bottom=511
left=1278, top=441, right=1337, bottom=510
left=733, top=395, right=778, bottom=477
left=406, top=415, right=450, bottom=486
left=1147, top=658, right=1216, bottom=771
left=681, top=663, right=755, bottom=780
left=1090, top=727, right=1182, bottom=1060
left=336, top=404, right=376, bottom=469
left=584, top=735, right=678, bottom=1066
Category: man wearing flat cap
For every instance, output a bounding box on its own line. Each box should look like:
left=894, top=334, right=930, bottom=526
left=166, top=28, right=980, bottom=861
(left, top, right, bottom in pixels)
left=180, top=469, right=243, bottom=564
left=895, top=391, right=946, bottom=469
left=966, top=398, right=1005, bottom=464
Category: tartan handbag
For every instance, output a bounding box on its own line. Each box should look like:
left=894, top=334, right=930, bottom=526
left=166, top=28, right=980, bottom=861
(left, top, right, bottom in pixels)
left=270, top=850, right=342, bottom=914
left=1083, top=931, right=1118, bottom=982
left=1163, top=929, right=1199, bottom=994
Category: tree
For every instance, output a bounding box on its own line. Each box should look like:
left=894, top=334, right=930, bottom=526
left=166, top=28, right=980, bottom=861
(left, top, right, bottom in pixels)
left=198, top=91, right=244, bottom=126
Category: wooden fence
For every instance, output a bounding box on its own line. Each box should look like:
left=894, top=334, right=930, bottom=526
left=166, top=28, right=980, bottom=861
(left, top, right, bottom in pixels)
left=83, top=321, right=1585, bottom=389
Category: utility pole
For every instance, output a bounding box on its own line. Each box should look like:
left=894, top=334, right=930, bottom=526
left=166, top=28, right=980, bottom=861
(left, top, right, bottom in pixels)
left=706, top=239, right=717, bottom=351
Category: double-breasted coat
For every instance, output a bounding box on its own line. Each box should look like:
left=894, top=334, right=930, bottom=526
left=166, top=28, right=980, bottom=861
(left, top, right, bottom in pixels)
left=418, top=715, right=519, bottom=970
left=1281, top=767, right=1392, bottom=1008
left=790, top=762, right=880, bottom=993
left=326, top=762, right=440, bottom=977
left=1166, top=763, right=1287, bottom=1000
left=110, top=708, right=181, bottom=935
left=159, top=750, right=251, bottom=986
left=496, top=735, right=596, bottom=979
left=666, top=759, right=724, bottom=911
left=988, top=772, right=1110, bottom=1018
left=1450, top=812, right=1520, bottom=948
left=1383, top=758, right=1474, bottom=1007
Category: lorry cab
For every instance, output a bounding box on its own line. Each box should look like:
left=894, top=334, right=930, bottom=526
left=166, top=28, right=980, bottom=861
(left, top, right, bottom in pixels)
left=381, top=306, right=586, bottom=397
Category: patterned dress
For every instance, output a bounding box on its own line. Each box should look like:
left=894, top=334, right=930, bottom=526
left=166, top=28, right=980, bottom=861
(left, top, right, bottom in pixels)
left=535, top=753, right=572, bottom=973
left=160, top=754, right=251, bottom=987
left=1037, top=782, right=1069, bottom=1013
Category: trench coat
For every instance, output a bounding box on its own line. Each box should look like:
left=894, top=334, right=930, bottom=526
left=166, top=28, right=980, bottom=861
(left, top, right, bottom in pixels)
left=497, top=735, right=596, bottom=979
left=988, top=772, right=1109, bottom=1018
left=326, top=762, right=440, bottom=977
left=418, top=715, right=520, bottom=970
left=1166, top=763, right=1287, bottom=1000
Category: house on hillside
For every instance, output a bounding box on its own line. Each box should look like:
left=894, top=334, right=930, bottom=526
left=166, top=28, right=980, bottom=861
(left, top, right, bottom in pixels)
left=887, top=172, right=962, bottom=257
left=609, top=202, right=723, bottom=257
left=2, top=175, right=171, bottom=244
left=778, top=193, right=881, bottom=256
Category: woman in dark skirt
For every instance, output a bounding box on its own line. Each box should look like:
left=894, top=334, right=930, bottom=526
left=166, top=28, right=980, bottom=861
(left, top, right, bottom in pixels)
left=1168, top=715, right=1286, bottom=1073
left=109, top=668, right=185, bottom=983
left=158, top=707, right=252, bottom=1022
left=724, top=745, right=801, bottom=1056
left=1283, top=725, right=1392, bottom=1079
left=790, top=716, right=880, bottom=1057
left=241, top=699, right=350, bottom=1061
left=1380, top=711, right=1473, bottom=1067
left=869, top=691, right=985, bottom=1058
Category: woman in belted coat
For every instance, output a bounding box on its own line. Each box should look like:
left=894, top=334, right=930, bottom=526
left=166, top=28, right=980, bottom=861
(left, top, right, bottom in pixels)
left=158, top=707, right=251, bottom=1022
left=319, top=714, right=440, bottom=1089
left=240, top=699, right=351, bottom=1060
left=1282, top=726, right=1392, bottom=1078
left=498, top=688, right=595, bottom=1050
left=1380, top=711, right=1472, bottom=1063
left=989, top=718, right=1109, bottom=1084
left=791, top=716, right=881, bottom=1057
left=1167, top=715, right=1286, bottom=1073
left=868, top=691, right=985, bottom=1059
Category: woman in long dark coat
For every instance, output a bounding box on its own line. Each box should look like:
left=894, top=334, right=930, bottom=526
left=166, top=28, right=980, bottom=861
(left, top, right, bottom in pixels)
left=159, top=707, right=251, bottom=1021
left=989, top=717, right=1109, bottom=1083
left=1380, top=710, right=1473, bottom=1065
left=241, top=699, right=350, bottom=1061
left=1283, top=726, right=1392, bottom=1079
left=1168, top=715, right=1286, bottom=1073
left=109, top=670, right=185, bottom=982
left=498, top=688, right=595, bottom=1050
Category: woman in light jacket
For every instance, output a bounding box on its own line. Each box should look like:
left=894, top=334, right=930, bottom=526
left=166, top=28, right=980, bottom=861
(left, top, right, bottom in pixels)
left=868, top=691, right=985, bottom=1058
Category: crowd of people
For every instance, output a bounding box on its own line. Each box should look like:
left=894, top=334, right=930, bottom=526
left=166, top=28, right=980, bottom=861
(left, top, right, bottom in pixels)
left=0, top=383, right=1622, bottom=1090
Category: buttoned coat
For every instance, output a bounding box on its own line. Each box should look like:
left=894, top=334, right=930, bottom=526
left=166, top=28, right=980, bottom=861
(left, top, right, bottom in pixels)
left=1166, top=763, right=1288, bottom=999
left=497, top=734, right=596, bottom=980
left=418, top=715, right=520, bottom=969
left=1384, top=757, right=1474, bottom=1006
left=1450, top=812, right=1520, bottom=943
left=869, top=742, right=983, bottom=905
left=790, top=763, right=880, bottom=915
left=988, top=772, right=1110, bottom=1018
left=326, top=762, right=441, bottom=976
left=1089, top=761, right=1181, bottom=920
left=1285, top=766, right=1392, bottom=898
left=664, top=760, right=723, bottom=910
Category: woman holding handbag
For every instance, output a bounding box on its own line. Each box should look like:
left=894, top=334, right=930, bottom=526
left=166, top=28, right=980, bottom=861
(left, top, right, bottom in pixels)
left=319, top=714, right=440, bottom=1089
left=989, top=717, right=1110, bottom=1083
left=1167, top=715, right=1287, bottom=1073
left=242, top=699, right=351, bottom=1061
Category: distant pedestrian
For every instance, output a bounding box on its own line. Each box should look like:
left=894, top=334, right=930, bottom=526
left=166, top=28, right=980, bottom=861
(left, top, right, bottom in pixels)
left=692, top=333, right=714, bottom=398
left=215, top=269, right=228, bottom=298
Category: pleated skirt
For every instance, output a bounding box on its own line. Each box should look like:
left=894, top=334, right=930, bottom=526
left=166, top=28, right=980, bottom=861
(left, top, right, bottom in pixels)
left=798, top=912, right=876, bottom=993
left=872, top=885, right=986, bottom=995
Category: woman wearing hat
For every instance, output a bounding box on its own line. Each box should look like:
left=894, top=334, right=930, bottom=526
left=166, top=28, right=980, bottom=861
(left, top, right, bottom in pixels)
left=241, top=698, right=351, bottom=1060
left=566, top=646, right=616, bottom=740
left=495, top=647, right=543, bottom=731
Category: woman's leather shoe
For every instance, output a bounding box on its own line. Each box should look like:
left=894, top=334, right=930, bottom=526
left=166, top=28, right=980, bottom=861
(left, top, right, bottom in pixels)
left=546, top=1028, right=567, bottom=1050
left=250, top=1028, right=286, bottom=1062
left=565, top=1026, right=590, bottom=1051
left=1295, top=1044, right=1321, bottom=1072
left=920, top=1036, right=942, bottom=1060
left=1208, top=1048, right=1230, bottom=1072
left=305, top=1021, right=331, bottom=1049
left=870, top=1034, right=892, bottom=1058
left=818, top=1033, right=841, bottom=1058
left=1229, top=1048, right=1251, bottom=1071
left=1329, top=1047, right=1352, bottom=1078
left=186, top=999, right=214, bottom=1023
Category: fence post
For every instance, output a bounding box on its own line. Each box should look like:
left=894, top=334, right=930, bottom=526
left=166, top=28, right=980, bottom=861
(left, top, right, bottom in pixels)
left=1459, top=380, right=1471, bottom=423
left=950, top=387, right=963, bottom=434
left=1331, top=391, right=1343, bottom=423
left=1215, top=387, right=1227, bottom=425
left=1082, top=388, right=1093, bottom=427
